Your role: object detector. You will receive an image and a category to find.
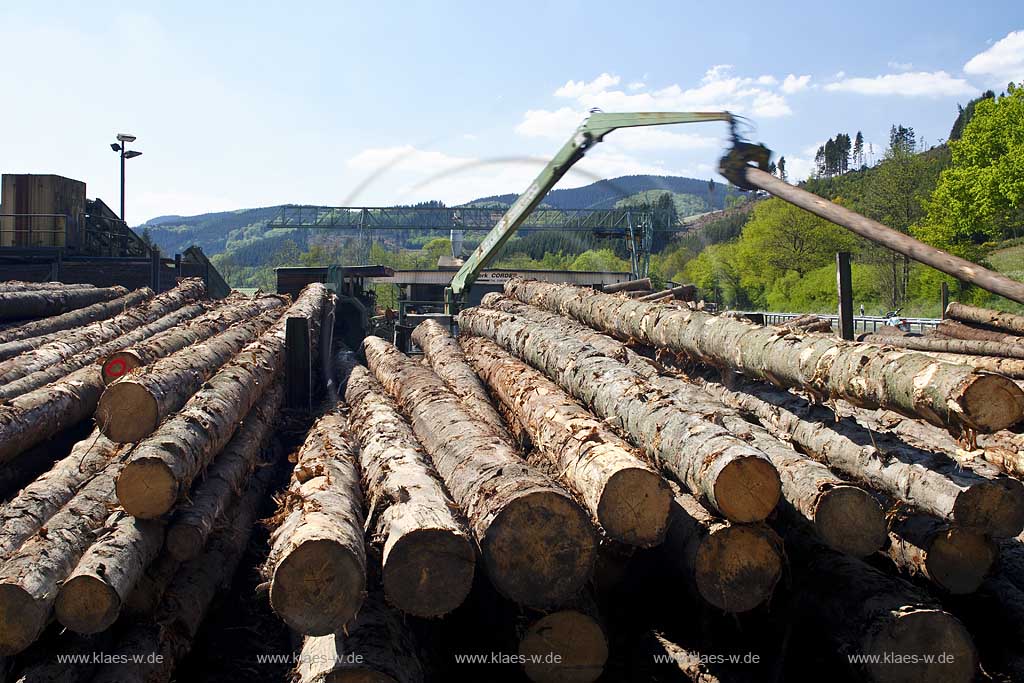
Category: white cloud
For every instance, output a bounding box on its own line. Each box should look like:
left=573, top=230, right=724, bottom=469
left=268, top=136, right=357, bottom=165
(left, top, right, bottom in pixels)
left=604, top=128, right=718, bottom=152
left=779, top=156, right=814, bottom=182
left=554, top=73, right=621, bottom=98
left=346, top=145, right=473, bottom=174
left=627, top=81, right=646, bottom=91
left=887, top=61, right=914, bottom=71
left=514, top=107, right=584, bottom=139
left=964, top=30, right=1024, bottom=87
left=781, top=74, right=811, bottom=94
left=756, top=75, right=778, bottom=86
left=824, top=71, right=975, bottom=97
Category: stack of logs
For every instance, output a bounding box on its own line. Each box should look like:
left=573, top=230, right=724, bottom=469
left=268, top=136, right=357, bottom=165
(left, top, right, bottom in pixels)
left=267, top=277, right=1024, bottom=683
left=0, top=278, right=328, bottom=683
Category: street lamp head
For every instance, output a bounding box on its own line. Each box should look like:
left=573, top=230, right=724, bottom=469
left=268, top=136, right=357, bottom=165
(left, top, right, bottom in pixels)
left=124, top=150, right=143, bottom=159
left=110, top=143, right=122, bottom=152
left=116, top=133, right=137, bottom=143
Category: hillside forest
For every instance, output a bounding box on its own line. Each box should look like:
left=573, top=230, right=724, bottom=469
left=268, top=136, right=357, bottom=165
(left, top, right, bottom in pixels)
left=138, top=85, right=1024, bottom=316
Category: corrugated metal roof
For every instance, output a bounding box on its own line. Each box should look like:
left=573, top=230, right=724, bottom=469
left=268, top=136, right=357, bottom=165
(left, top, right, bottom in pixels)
left=370, top=269, right=631, bottom=286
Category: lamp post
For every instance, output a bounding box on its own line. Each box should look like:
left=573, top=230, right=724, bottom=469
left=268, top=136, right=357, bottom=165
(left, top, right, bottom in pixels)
left=110, top=134, right=142, bottom=223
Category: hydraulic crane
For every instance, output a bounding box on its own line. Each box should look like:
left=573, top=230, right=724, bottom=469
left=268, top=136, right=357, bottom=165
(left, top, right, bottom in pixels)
left=443, top=111, right=766, bottom=313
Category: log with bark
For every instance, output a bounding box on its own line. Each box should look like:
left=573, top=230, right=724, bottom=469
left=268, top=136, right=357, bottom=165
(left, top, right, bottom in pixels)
left=264, top=411, right=366, bottom=636
left=0, top=288, right=152, bottom=347
left=0, top=301, right=208, bottom=402
left=504, top=277, right=1024, bottom=433
left=861, top=332, right=1024, bottom=360
left=100, top=292, right=288, bottom=384
left=96, top=309, right=282, bottom=442
left=89, top=453, right=277, bottom=683
left=0, top=286, right=129, bottom=321
left=363, top=335, right=596, bottom=609
left=692, top=373, right=1024, bottom=537
left=456, top=305, right=781, bottom=524
left=0, top=281, right=95, bottom=293
left=936, top=319, right=1024, bottom=344
left=0, top=429, right=122, bottom=558
left=294, top=590, right=425, bottom=683
left=459, top=336, right=672, bottom=547
left=411, top=319, right=513, bottom=444
left=519, top=600, right=608, bottom=683
left=115, top=283, right=324, bottom=518
left=884, top=512, right=996, bottom=594
left=479, top=296, right=885, bottom=556
left=0, top=279, right=206, bottom=386
left=123, top=552, right=180, bottom=619
left=663, top=488, right=782, bottom=613
left=54, top=511, right=165, bottom=634
left=163, top=384, right=282, bottom=560
left=602, top=278, right=651, bottom=293
left=883, top=348, right=1024, bottom=379
left=0, top=461, right=121, bottom=654
left=344, top=365, right=475, bottom=618
left=946, top=301, right=1024, bottom=336
left=786, top=529, right=978, bottom=683
left=637, top=284, right=696, bottom=302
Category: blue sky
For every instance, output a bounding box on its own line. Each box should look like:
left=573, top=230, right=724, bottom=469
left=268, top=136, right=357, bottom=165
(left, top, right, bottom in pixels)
left=1, top=1, right=1022, bottom=224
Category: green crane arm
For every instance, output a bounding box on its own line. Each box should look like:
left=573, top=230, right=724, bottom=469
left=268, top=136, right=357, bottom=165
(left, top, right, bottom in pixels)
left=445, top=111, right=734, bottom=311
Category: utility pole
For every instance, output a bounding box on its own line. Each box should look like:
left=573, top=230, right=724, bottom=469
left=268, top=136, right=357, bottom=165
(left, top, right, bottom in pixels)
left=111, top=134, right=142, bottom=223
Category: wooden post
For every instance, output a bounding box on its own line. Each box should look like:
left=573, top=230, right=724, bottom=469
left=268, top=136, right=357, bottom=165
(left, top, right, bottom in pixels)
left=836, top=252, right=854, bottom=340
left=941, top=282, right=949, bottom=319
left=150, top=247, right=161, bottom=292
left=286, top=316, right=312, bottom=411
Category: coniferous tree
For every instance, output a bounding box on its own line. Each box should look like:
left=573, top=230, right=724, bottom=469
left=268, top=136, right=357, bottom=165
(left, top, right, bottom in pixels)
left=852, top=132, right=864, bottom=168
left=777, top=156, right=787, bottom=182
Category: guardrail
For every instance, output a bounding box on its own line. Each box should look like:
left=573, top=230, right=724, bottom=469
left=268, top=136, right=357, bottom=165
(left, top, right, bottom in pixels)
left=752, top=311, right=940, bottom=335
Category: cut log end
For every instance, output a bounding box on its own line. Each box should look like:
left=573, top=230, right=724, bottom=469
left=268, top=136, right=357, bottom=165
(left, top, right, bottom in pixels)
left=954, top=478, right=1024, bottom=537
left=597, top=467, right=672, bottom=547
left=382, top=528, right=475, bottom=618
left=926, top=528, right=997, bottom=594
left=862, top=609, right=977, bottom=683
left=165, top=523, right=205, bottom=562
left=814, top=485, right=888, bottom=557
left=116, top=457, right=178, bottom=519
left=54, top=574, right=120, bottom=634
left=0, top=584, right=46, bottom=655
left=271, top=539, right=366, bottom=636
left=96, top=381, right=160, bottom=443
left=712, top=455, right=781, bottom=523
left=519, top=610, right=608, bottom=683
left=694, top=525, right=782, bottom=613
left=959, top=373, right=1024, bottom=433
left=484, top=489, right=596, bottom=609
left=317, top=671, right=398, bottom=683
left=101, top=351, right=143, bottom=385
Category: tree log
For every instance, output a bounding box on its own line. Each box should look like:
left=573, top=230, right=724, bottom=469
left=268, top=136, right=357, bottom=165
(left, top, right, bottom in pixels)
left=663, top=488, right=782, bottom=613
left=459, top=335, right=671, bottom=547
left=100, top=292, right=287, bottom=384
left=884, top=513, right=996, bottom=594
left=937, top=319, right=1024, bottom=344
left=295, top=590, right=425, bottom=683
left=637, top=284, right=696, bottom=302
left=164, top=384, right=282, bottom=561
left=456, top=305, right=781, bottom=524
left=0, top=286, right=129, bottom=321
left=0, top=430, right=122, bottom=558
left=115, top=283, right=324, bottom=518
left=862, top=332, right=1024, bottom=360
left=946, top=301, right=1024, bottom=336
left=504, top=277, right=1024, bottom=433
left=344, top=365, right=475, bottom=618
left=519, top=604, right=608, bottom=683
left=265, top=411, right=366, bottom=636
left=363, top=335, right=596, bottom=609
left=89, top=454, right=276, bottom=683
left=55, top=512, right=165, bottom=633
left=602, top=278, right=651, bottom=293
left=0, top=461, right=120, bottom=654
left=0, top=281, right=95, bottom=293
left=0, top=279, right=206, bottom=386
left=786, top=529, right=978, bottom=683
left=96, top=309, right=281, bottom=442
left=123, top=551, right=180, bottom=618
left=0, top=301, right=208, bottom=401
left=411, top=319, right=513, bottom=444
left=0, top=288, right=151, bottom=348
left=480, top=295, right=883, bottom=555
left=691, top=374, right=1024, bottom=537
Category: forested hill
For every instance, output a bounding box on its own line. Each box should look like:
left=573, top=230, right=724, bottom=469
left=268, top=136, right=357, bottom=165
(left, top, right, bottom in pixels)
left=472, top=174, right=737, bottom=210
left=135, top=173, right=731, bottom=259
